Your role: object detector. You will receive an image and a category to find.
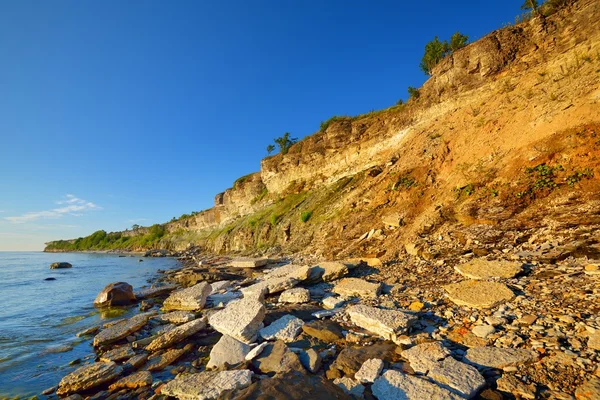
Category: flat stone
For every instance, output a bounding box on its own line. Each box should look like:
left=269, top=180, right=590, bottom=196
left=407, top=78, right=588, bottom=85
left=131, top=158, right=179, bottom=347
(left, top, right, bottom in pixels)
left=587, top=331, right=600, bottom=350
left=518, top=314, right=538, bottom=326
left=443, top=281, right=515, bottom=309
left=207, top=335, right=250, bottom=369
left=584, top=264, right=600, bottom=276
left=245, top=342, right=268, bottom=361
left=56, top=362, right=122, bottom=395
left=146, top=343, right=193, bottom=371
left=230, top=258, right=269, bottom=268
left=252, top=340, right=305, bottom=374
left=259, top=314, right=304, bottom=342
left=279, top=288, right=311, bottom=303
left=99, top=345, right=135, bottom=362
left=454, top=259, right=523, bottom=279
left=496, top=374, right=536, bottom=399
left=313, top=308, right=342, bottom=319
left=328, top=343, right=397, bottom=378
left=210, top=280, right=232, bottom=293
left=464, top=347, right=535, bottom=369
left=163, top=282, right=211, bottom=311
left=575, top=376, right=600, bottom=400
left=355, top=358, right=384, bottom=383
left=333, top=278, right=382, bottom=298
left=94, top=312, right=154, bottom=347
left=76, top=325, right=100, bottom=337
left=408, top=301, right=425, bottom=312
left=347, top=305, right=416, bottom=343
left=264, top=263, right=311, bottom=281
left=309, top=262, right=350, bottom=283
left=298, top=348, right=322, bottom=373
left=123, top=353, right=148, bottom=370
left=156, top=311, right=197, bottom=324
left=427, top=357, right=486, bottom=398
left=162, top=369, right=253, bottom=400
left=208, top=298, right=266, bottom=343
left=401, top=342, right=451, bottom=374
left=472, top=325, right=496, bottom=338
left=322, top=295, right=345, bottom=310
left=302, top=320, right=344, bottom=343
left=372, top=370, right=462, bottom=400
left=146, top=317, right=206, bottom=351
left=333, top=377, right=365, bottom=397
left=134, top=284, right=177, bottom=300
left=108, top=370, right=152, bottom=391
left=94, top=282, right=136, bottom=307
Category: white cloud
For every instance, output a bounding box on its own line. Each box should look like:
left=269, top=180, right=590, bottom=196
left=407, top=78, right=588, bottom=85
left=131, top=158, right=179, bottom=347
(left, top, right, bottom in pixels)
left=4, top=195, right=102, bottom=224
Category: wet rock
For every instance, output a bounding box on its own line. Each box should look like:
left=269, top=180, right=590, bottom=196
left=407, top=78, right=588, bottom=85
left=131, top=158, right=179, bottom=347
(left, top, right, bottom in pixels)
left=231, top=258, right=269, bottom=268
left=50, top=262, right=72, bottom=269
left=76, top=325, right=100, bottom=337
left=443, top=281, right=515, bottom=308
left=464, top=347, right=535, bottom=369
left=333, top=377, right=365, bottom=397
left=454, top=259, right=523, bottom=279
left=44, top=277, right=56, bottom=281
left=208, top=298, right=266, bottom=343
left=155, top=311, right=196, bottom=324
left=207, top=334, right=250, bottom=369
left=222, top=371, right=351, bottom=400
left=355, top=358, right=384, bottom=383
left=333, top=278, right=382, bottom=298
left=100, top=345, right=136, bottom=362
left=163, top=282, right=211, bottom=311
left=302, top=320, right=344, bottom=343
left=575, top=376, right=600, bottom=400
left=94, top=312, right=154, bottom=347
left=401, top=342, right=451, bottom=374
left=427, top=357, right=486, bottom=398
left=259, top=314, right=304, bottom=342
left=372, top=370, right=462, bottom=400
left=298, top=348, right=322, bottom=373
left=347, top=305, right=416, bottom=343
left=327, top=343, right=397, bottom=379
left=146, top=317, right=207, bottom=351
left=162, top=369, right=253, bottom=400
left=279, top=288, right=311, bottom=303
left=56, top=362, right=122, bottom=395
left=94, top=282, right=136, bottom=307
left=322, top=295, right=345, bottom=310
left=146, top=343, right=193, bottom=371
left=251, top=340, right=304, bottom=374
left=134, top=284, right=177, bottom=300
left=108, top=370, right=152, bottom=391
left=245, top=342, right=268, bottom=361
left=41, top=386, right=57, bottom=395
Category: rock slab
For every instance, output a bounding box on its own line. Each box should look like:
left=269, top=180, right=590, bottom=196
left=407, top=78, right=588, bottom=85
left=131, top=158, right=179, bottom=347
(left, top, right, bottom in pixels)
left=207, top=334, right=251, bottom=369
left=259, top=314, right=304, bottom=342
left=465, top=347, right=535, bottom=369
left=347, top=305, right=416, bottom=343
left=94, top=312, right=153, bottom=347
left=372, top=370, right=462, bottom=400
left=333, top=278, right=382, bottom=298
left=146, top=317, right=206, bottom=351
left=208, top=298, right=266, bottom=343
left=355, top=358, right=384, bottom=383
left=162, top=369, right=253, bottom=400
left=57, top=362, right=122, bottom=395
left=454, top=259, right=523, bottom=279
left=163, top=282, right=211, bottom=311
left=279, top=288, right=311, bottom=303
left=443, top=281, right=515, bottom=308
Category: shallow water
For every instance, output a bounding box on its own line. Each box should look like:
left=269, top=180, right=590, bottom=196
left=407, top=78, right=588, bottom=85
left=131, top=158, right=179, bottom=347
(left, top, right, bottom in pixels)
left=0, top=251, right=180, bottom=397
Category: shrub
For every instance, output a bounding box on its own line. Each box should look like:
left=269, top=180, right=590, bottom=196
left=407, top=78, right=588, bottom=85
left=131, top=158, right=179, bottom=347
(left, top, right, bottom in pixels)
left=420, top=36, right=449, bottom=75
left=320, top=115, right=352, bottom=132
left=270, top=214, right=279, bottom=226
left=408, top=86, right=420, bottom=100
left=300, top=211, right=312, bottom=223
left=274, top=132, right=298, bottom=155
left=448, top=32, right=469, bottom=52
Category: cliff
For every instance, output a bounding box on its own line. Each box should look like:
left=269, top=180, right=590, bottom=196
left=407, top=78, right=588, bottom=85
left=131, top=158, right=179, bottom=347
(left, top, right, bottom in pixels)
left=46, top=0, right=600, bottom=258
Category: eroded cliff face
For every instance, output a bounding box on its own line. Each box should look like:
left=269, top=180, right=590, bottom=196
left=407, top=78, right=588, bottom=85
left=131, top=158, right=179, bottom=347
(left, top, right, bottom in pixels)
left=45, top=0, right=600, bottom=257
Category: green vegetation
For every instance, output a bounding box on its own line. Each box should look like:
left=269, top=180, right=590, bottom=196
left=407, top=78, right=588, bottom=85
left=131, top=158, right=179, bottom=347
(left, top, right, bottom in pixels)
left=266, top=144, right=275, bottom=155
left=407, top=86, right=420, bottom=100
left=455, top=183, right=476, bottom=198
left=320, top=115, right=353, bottom=132
left=270, top=213, right=280, bottom=226
left=391, top=174, right=417, bottom=191
left=566, top=168, right=594, bottom=186
left=45, top=224, right=167, bottom=251
left=420, top=32, right=469, bottom=75
left=521, top=0, right=539, bottom=15
left=300, top=211, right=313, bottom=223
left=234, top=173, right=254, bottom=188
left=273, top=132, right=298, bottom=155
left=251, top=187, right=269, bottom=205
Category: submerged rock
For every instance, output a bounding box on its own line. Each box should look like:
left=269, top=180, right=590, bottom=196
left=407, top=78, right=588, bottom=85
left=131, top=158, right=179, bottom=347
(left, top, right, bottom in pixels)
left=50, top=262, right=72, bottom=269
left=163, top=282, right=211, bottom=311
left=56, top=362, right=122, bottom=396
left=161, top=369, right=253, bottom=400
left=94, top=282, right=136, bottom=307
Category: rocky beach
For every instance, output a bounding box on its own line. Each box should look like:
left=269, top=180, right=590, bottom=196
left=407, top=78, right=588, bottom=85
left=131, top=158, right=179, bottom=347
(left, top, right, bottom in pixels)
left=37, top=240, right=600, bottom=400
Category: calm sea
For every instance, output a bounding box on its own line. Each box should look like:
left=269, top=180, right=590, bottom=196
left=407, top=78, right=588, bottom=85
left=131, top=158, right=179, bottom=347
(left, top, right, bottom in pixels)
left=0, top=251, right=180, bottom=397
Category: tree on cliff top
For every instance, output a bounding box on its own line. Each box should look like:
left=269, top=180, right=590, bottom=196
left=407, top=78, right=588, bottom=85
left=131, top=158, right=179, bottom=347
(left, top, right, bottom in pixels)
left=521, top=0, right=539, bottom=15
left=420, top=36, right=448, bottom=75
left=273, top=132, right=298, bottom=155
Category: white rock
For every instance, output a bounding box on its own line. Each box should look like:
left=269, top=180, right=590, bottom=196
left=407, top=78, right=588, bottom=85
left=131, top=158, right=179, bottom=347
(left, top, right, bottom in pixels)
left=464, top=347, right=535, bottom=369
left=245, top=342, right=268, bottom=361
left=322, top=295, right=345, bottom=310
left=401, top=342, right=451, bottom=374
left=347, top=305, right=416, bottom=344
left=333, top=278, right=382, bottom=298
left=372, top=370, right=462, bottom=400
left=278, top=288, right=310, bottom=304
left=208, top=298, right=266, bottom=343
left=259, top=315, right=304, bottom=342
left=161, top=370, right=253, bottom=400
left=427, top=357, right=486, bottom=398
left=355, top=358, right=384, bottom=383
left=146, top=318, right=207, bottom=351
left=454, top=259, right=523, bottom=279
left=155, top=311, right=196, bottom=324
left=207, top=335, right=250, bottom=369
left=230, top=258, right=269, bottom=268
left=210, top=281, right=232, bottom=294
left=443, top=281, right=515, bottom=309
left=333, top=377, right=365, bottom=397
left=163, top=282, right=212, bottom=311
left=472, top=325, right=496, bottom=338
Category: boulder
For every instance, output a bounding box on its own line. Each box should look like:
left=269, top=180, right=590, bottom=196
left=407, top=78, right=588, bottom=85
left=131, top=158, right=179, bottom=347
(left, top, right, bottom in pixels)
left=259, top=314, right=304, bottom=342
left=279, top=288, right=311, bottom=304
left=162, top=369, right=253, bottom=400
left=50, top=262, right=72, bottom=269
left=454, top=259, right=523, bottom=279
left=251, top=340, right=305, bottom=374
left=372, top=370, right=462, bottom=400
left=427, top=357, right=486, bottom=398
left=245, top=342, right=268, bottom=361
left=146, top=317, right=206, bottom=351
left=94, top=282, right=136, bottom=307
left=347, top=305, right=416, bottom=343
left=443, top=281, right=515, bottom=308
left=464, top=347, right=535, bottom=369
left=163, top=282, right=211, bottom=311
left=207, top=335, right=251, bottom=369
left=298, top=348, right=322, bottom=373
left=56, top=362, right=122, bottom=395
left=401, top=342, right=451, bottom=374
left=355, top=358, right=384, bottom=383
left=308, top=262, right=350, bottom=283
left=208, top=298, right=266, bottom=343
left=333, top=377, right=365, bottom=397
left=94, top=312, right=154, bottom=347
left=333, top=278, right=382, bottom=298
left=108, top=370, right=152, bottom=391
left=302, top=320, right=344, bottom=343
left=472, top=324, right=496, bottom=338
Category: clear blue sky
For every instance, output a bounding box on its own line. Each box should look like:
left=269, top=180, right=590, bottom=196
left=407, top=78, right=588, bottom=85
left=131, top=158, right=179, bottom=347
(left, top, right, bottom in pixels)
left=0, top=0, right=525, bottom=250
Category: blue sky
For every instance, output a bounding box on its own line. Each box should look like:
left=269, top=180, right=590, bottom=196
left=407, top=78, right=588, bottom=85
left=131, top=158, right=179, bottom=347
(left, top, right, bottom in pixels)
left=0, top=0, right=526, bottom=250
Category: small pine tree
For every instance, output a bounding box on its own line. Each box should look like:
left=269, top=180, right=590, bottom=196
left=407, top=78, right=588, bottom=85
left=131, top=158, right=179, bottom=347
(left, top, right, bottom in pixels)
left=266, top=144, right=275, bottom=155
left=448, top=32, right=469, bottom=52
left=274, top=132, right=298, bottom=155
left=420, top=36, right=449, bottom=75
